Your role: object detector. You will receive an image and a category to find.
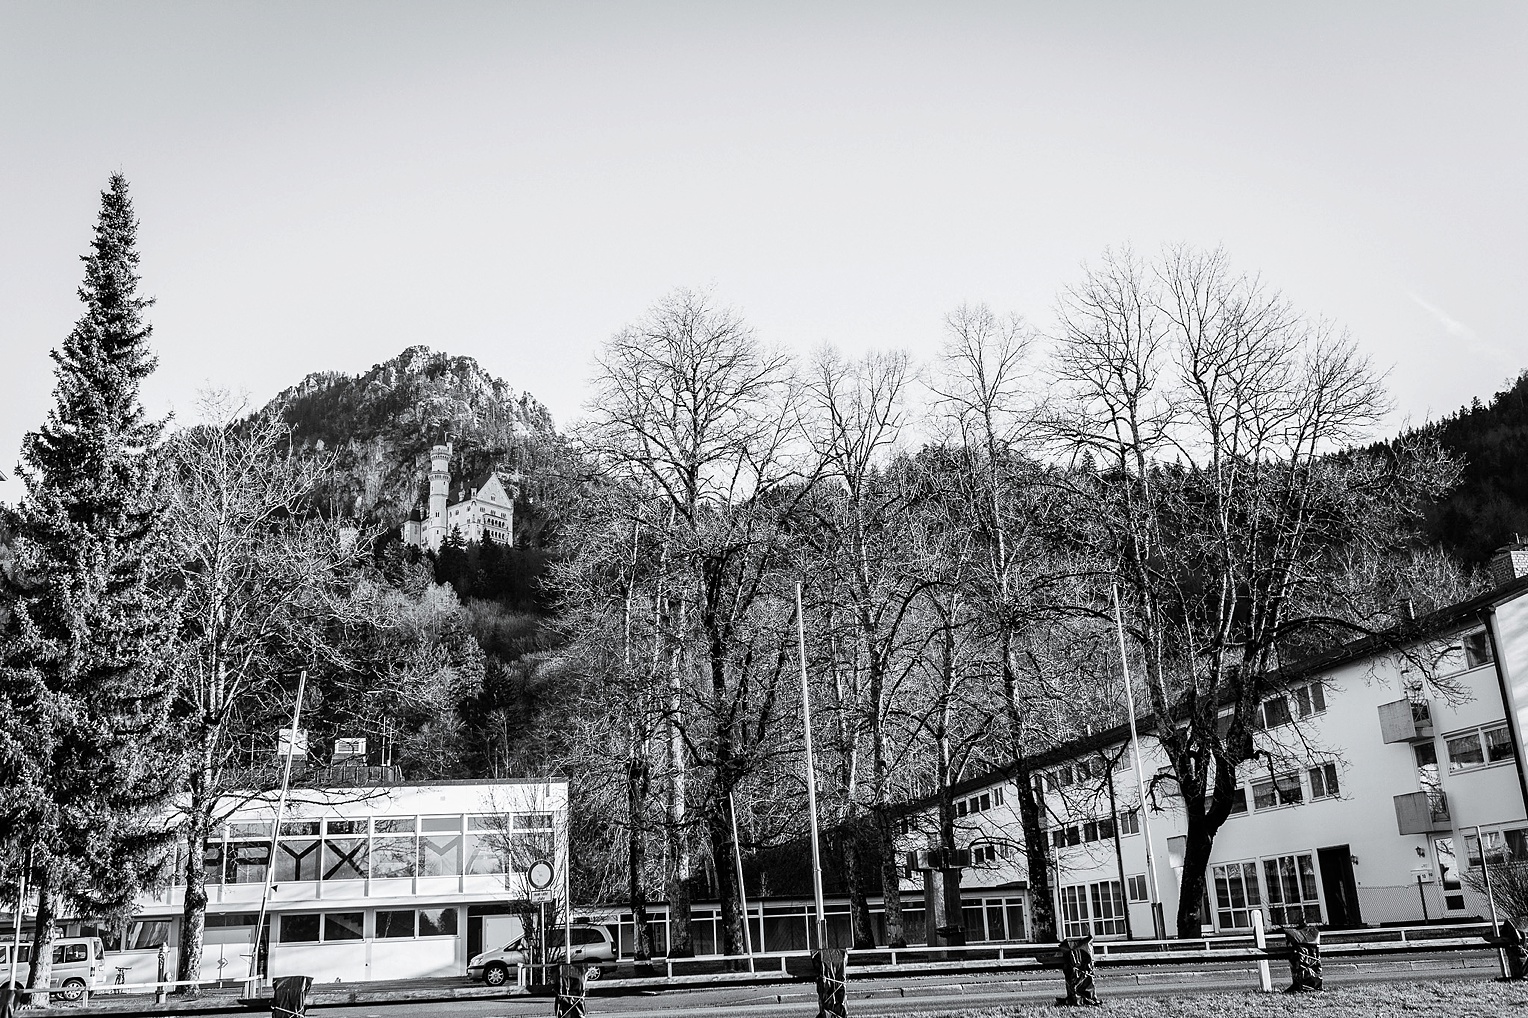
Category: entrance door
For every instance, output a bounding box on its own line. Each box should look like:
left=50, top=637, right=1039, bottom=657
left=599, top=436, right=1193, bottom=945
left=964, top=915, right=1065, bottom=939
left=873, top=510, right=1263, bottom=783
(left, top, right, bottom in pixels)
left=1317, top=845, right=1362, bottom=928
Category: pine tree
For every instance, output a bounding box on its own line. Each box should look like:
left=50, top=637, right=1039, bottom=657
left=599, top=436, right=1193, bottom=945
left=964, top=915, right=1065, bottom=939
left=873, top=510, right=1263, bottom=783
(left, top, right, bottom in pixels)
left=2, top=173, right=180, bottom=1000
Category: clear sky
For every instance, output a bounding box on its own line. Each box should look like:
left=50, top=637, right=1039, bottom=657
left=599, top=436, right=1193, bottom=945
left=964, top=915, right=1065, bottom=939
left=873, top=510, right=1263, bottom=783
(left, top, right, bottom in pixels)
left=2, top=2, right=1524, bottom=501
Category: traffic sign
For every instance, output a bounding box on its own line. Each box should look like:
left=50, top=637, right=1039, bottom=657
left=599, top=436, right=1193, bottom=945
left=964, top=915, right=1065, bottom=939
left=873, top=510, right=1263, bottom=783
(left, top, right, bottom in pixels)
left=529, top=889, right=553, bottom=903
left=527, top=860, right=555, bottom=890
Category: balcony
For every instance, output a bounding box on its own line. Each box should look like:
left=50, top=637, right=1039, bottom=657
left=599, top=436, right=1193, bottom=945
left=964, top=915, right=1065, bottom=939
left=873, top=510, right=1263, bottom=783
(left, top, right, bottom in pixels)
left=1394, top=791, right=1451, bottom=835
left=1378, top=698, right=1434, bottom=744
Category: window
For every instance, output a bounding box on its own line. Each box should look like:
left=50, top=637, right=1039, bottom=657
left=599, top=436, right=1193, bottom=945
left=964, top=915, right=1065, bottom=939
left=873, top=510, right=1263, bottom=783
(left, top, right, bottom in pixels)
left=1263, top=854, right=1321, bottom=926
left=1118, top=809, right=1140, bottom=836
left=419, top=834, right=462, bottom=876
left=418, top=907, right=458, bottom=938
left=1127, top=874, right=1149, bottom=902
left=1262, top=696, right=1292, bottom=729
left=1464, top=630, right=1494, bottom=669
left=1293, top=682, right=1326, bottom=719
left=957, top=800, right=968, bottom=818
left=372, top=835, right=416, bottom=879
left=1228, top=787, right=1248, bottom=815
left=1053, top=765, right=1074, bottom=789
left=979, top=793, right=991, bottom=812
left=55, top=944, right=88, bottom=964
left=1309, top=763, right=1339, bottom=800
left=1059, top=885, right=1091, bottom=940
left=1487, top=726, right=1514, bottom=764
left=993, top=786, right=1005, bottom=806
left=1212, top=861, right=1263, bottom=930
left=323, top=837, right=367, bottom=881
left=1448, top=732, right=1487, bottom=771
left=1090, top=881, right=1127, bottom=936
left=1252, top=773, right=1303, bottom=810
left=276, top=836, right=320, bottom=881
left=1083, top=821, right=1098, bottom=843
left=376, top=910, right=415, bottom=939
left=279, top=914, right=321, bottom=943
left=324, top=913, right=364, bottom=942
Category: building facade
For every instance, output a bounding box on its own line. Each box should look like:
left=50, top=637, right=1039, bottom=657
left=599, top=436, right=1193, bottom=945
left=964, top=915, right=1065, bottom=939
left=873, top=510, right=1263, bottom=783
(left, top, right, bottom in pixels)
left=73, top=780, right=570, bottom=986
left=893, top=568, right=1528, bottom=943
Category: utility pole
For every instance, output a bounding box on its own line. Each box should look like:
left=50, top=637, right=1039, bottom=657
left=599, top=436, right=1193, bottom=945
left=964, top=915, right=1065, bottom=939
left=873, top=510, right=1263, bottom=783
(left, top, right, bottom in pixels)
left=1113, top=586, right=1165, bottom=939
left=247, top=670, right=308, bottom=993
left=796, top=583, right=828, bottom=950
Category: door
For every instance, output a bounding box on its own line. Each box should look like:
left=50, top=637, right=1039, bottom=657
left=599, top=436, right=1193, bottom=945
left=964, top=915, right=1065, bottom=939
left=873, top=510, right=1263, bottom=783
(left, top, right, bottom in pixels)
left=1316, top=845, right=1362, bottom=928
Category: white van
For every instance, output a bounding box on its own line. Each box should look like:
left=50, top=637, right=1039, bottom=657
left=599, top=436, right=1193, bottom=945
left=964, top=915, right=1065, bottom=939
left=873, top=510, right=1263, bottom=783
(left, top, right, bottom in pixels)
left=0, top=936, right=105, bottom=1001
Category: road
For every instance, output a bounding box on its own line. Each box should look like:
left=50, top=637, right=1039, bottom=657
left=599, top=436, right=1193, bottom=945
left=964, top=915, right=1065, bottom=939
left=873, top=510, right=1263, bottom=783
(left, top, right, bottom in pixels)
left=321, top=953, right=1496, bottom=1017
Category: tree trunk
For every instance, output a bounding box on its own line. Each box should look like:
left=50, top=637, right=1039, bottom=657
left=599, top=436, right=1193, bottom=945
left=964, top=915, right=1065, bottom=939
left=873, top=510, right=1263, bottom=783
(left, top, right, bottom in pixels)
left=664, top=614, right=693, bottom=957
left=706, top=807, right=744, bottom=957
left=876, top=809, right=906, bottom=947
left=1014, top=761, right=1057, bottom=942
left=175, top=801, right=209, bottom=995
left=625, top=758, right=654, bottom=961
left=26, top=873, right=56, bottom=1008
left=843, top=820, right=874, bottom=949
left=1176, top=812, right=1215, bottom=939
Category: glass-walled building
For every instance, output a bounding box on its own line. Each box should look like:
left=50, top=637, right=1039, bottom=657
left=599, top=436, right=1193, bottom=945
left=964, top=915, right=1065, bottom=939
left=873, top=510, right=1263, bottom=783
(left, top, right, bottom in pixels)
left=117, top=779, right=568, bottom=985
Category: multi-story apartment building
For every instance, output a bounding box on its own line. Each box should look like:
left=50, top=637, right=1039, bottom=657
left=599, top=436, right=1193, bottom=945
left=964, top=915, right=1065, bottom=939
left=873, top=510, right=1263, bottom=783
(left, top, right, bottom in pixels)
left=894, top=549, right=1528, bottom=944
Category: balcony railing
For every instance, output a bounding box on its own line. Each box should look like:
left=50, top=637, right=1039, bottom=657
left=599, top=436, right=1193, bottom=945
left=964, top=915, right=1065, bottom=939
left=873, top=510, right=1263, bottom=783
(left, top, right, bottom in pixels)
left=1378, top=698, right=1434, bottom=744
left=1394, top=790, right=1450, bottom=835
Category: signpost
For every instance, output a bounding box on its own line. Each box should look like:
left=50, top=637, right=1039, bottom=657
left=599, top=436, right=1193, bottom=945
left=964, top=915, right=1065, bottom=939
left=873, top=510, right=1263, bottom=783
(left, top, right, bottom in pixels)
left=527, top=859, right=556, bottom=983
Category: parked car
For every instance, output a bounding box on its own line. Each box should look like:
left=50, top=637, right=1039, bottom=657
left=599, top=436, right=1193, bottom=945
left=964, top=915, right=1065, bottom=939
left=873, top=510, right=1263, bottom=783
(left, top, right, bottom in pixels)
left=468, top=922, right=617, bottom=985
left=0, top=936, right=105, bottom=1001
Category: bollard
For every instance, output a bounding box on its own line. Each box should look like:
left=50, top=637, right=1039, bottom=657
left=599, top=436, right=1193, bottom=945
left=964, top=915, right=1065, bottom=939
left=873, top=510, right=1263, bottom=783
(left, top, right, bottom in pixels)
left=271, top=974, right=312, bottom=1018
left=1281, top=923, right=1322, bottom=992
left=1250, top=910, right=1273, bottom=992
left=1054, top=935, right=1101, bottom=1007
left=0, top=985, right=19, bottom=1018
left=554, top=963, right=586, bottom=1018
left=155, top=943, right=169, bottom=1004
left=1484, top=917, right=1528, bottom=980
left=811, top=949, right=847, bottom=1018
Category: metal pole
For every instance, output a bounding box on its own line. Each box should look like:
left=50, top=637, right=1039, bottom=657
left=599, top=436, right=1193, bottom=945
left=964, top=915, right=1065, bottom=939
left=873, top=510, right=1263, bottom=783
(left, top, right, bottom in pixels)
left=796, top=583, right=828, bottom=951
left=247, top=670, right=308, bottom=994
left=1113, top=585, right=1165, bottom=939
left=1476, top=825, right=1508, bottom=978
left=1417, top=874, right=1429, bottom=922
left=562, top=792, right=572, bottom=977
left=728, top=793, right=755, bottom=963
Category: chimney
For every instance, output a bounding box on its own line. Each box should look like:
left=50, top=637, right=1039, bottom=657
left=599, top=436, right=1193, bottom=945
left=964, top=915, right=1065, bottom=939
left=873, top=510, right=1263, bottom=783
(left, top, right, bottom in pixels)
left=1490, top=541, right=1528, bottom=587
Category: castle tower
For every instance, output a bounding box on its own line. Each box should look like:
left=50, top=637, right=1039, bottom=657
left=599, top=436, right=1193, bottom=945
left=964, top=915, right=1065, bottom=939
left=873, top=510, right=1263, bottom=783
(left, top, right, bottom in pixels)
left=426, top=442, right=452, bottom=551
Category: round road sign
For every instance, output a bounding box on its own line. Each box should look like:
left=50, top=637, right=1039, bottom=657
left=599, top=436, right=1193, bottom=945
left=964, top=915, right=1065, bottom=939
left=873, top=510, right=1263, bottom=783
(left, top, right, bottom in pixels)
left=527, top=859, right=555, bottom=890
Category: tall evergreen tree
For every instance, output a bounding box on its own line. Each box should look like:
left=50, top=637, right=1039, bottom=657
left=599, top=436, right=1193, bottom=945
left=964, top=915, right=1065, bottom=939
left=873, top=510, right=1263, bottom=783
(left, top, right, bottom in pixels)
left=1, top=173, right=181, bottom=1000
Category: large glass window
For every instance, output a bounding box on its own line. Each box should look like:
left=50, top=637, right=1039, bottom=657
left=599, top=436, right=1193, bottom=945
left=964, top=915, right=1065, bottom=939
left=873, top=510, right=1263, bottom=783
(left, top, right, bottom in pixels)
left=1464, top=630, right=1494, bottom=669
left=1213, top=861, right=1262, bottom=929
left=323, top=838, right=368, bottom=881
left=202, top=842, right=225, bottom=885
left=1309, top=763, right=1339, bottom=800
left=465, top=834, right=507, bottom=875
left=279, top=914, right=321, bottom=943
left=376, top=911, right=415, bottom=939
left=1263, top=854, right=1321, bottom=926
left=1487, top=726, right=1514, bottom=764
left=276, top=837, right=321, bottom=881
left=418, top=908, right=458, bottom=938
left=372, top=837, right=416, bottom=879
left=1059, top=885, right=1090, bottom=940
left=227, top=839, right=271, bottom=885
left=1089, top=881, right=1127, bottom=936
left=324, top=913, right=364, bottom=941
left=419, top=834, right=462, bottom=876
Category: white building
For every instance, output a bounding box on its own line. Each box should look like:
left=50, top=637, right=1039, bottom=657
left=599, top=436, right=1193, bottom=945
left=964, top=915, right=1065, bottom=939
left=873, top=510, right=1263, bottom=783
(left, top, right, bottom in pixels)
left=402, top=443, right=515, bottom=552
left=70, top=779, right=569, bottom=986
left=894, top=554, right=1528, bottom=944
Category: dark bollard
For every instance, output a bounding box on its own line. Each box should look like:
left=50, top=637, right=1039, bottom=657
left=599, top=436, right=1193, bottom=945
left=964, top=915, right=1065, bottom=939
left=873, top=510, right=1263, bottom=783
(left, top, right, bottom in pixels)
left=1484, top=917, right=1528, bottom=980
left=811, top=949, right=847, bottom=1018
left=271, top=974, right=312, bottom=1018
left=0, top=985, right=20, bottom=1018
left=1054, top=935, right=1101, bottom=1006
left=1281, top=923, right=1322, bottom=992
left=156, top=943, right=170, bottom=1003
left=554, top=963, right=586, bottom=1018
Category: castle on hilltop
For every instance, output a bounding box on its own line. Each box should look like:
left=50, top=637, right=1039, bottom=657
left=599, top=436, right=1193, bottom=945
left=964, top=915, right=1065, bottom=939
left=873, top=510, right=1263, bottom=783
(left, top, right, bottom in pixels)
left=402, top=443, right=515, bottom=552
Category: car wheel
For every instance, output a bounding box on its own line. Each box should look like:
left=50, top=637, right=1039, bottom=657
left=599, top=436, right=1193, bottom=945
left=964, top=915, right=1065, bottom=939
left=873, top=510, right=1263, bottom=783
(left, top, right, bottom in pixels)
left=60, top=978, right=87, bottom=1001
left=583, top=964, right=602, bottom=982
left=483, top=962, right=509, bottom=987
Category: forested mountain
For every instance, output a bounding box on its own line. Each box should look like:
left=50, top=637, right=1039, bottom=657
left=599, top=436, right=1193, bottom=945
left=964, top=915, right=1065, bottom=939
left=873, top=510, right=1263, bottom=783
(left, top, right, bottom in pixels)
left=1405, top=369, right=1528, bottom=565
left=260, top=345, right=562, bottom=531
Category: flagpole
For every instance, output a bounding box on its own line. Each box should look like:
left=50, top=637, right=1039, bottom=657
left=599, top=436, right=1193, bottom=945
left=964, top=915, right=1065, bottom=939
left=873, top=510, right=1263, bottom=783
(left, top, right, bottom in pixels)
left=1113, top=586, right=1165, bottom=939
left=7, top=846, right=30, bottom=1004
left=796, top=583, right=828, bottom=950
left=247, top=670, right=308, bottom=993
